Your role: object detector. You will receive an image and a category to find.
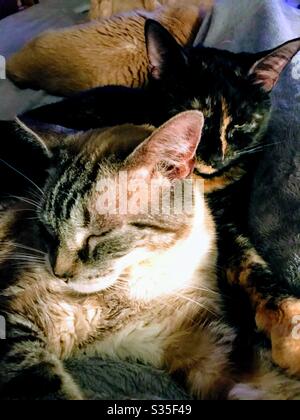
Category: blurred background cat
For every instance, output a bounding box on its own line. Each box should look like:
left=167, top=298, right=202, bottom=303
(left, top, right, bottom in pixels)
left=6, top=1, right=213, bottom=95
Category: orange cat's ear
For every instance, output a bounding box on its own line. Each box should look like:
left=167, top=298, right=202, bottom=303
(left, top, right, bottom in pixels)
left=145, top=19, right=187, bottom=80
left=249, top=37, right=300, bottom=92
left=125, top=111, right=204, bottom=180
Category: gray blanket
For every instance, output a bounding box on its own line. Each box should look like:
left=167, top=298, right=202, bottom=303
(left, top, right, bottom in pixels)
left=0, top=0, right=299, bottom=400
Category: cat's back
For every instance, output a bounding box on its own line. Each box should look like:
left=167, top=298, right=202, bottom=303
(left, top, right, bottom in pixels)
left=6, top=5, right=202, bottom=95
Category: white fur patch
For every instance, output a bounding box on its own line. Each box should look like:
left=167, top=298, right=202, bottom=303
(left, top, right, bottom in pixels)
left=81, top=320, right=168, bottom=368
left=128, top=192, right=215, bottom=301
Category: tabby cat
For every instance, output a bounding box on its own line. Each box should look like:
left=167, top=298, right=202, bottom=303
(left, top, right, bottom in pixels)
left=1, top=114, right=300, bottom=400
left=23, top=25, right=300, bottom=376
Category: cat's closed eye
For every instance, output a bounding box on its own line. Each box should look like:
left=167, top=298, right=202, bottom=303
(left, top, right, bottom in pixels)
left=233, top=122, right=258, bottom=133
left=130, top=222, right=170, bottom=233
left=87, top=231, right=113, bottom=249
left=78, top=231, right=114, bottom=260
left=131, top=222, right=154, bottom=230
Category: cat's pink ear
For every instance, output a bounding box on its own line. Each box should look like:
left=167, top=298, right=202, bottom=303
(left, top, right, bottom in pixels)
left=249, top=38, right=300, bottom=92
left=126, top=111, right=204, bottom=180
left=145, top=19, right=187, bottom=80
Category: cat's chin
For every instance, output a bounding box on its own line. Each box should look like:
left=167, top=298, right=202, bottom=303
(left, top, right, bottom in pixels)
left=67, top=277, right=118, bottom=294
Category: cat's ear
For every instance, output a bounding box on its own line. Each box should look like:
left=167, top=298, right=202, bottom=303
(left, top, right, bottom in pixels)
left=126, top=111, right=204, bottom=180
left=145, top=19, right=188, bottom=80
left=14, top=117, right=53, bottom=159
left=248, top=37, right=300, bottom=92
left=0, top=119, right=53, bottom=197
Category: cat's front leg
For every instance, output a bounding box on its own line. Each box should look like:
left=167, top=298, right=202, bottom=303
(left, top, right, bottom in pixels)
left=256, top=298, right=300, bottom=377
left=166, top=320, right=237, bottom=400
left=0, top=323, right=83, bottom=400
left=221, top=229, right=300, bottom=376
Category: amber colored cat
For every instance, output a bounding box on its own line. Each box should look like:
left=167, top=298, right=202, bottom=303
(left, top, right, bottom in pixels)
left=7, top=4, right=209, bottom=96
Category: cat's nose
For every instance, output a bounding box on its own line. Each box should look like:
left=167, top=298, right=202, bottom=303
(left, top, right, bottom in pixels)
left=54, top=270, right=74, bottom=281
left=52, top=254, right=75, bottom=281
left=211, top=155, right=226, bottom=169
left=53, top=265, right=74, bottom=280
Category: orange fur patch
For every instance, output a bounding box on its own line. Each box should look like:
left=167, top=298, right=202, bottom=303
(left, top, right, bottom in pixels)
left=220, top=98, right=232, bottom=159
left=256, top=299, right=300, bottom=377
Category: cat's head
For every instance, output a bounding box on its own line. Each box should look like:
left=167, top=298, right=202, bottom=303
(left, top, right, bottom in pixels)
left=22, top=111, right=207, bottom=296
left=145, top=20, right=300, bottom=175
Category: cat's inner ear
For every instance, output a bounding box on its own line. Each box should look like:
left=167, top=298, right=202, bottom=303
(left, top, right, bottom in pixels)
left=126, top=111, right=204, bottom=180
left=249, top=37, right=300, bottom=92
left=145, top=19, right=188, bottom=80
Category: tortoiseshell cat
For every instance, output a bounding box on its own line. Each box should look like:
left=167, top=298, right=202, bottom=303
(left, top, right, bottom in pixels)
left=2, top=114, right=300, bottom=400
left=23, top=25, right=300, bottom=376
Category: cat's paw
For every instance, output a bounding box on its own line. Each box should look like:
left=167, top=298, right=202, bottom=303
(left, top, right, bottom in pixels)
left=228, top=384, right=266, bottom=401
left=256, top=298, right=300, bottom=377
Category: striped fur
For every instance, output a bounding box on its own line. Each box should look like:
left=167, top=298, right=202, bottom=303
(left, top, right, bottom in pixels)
left=1, top=117, right=300, bottom=399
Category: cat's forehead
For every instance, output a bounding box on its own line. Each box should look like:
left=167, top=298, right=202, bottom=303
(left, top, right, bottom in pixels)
left=186, top=49, right=267, bottom=108
left=71, top=124, right=154, bottom=159
left=188, top=87, right=266, bottom=122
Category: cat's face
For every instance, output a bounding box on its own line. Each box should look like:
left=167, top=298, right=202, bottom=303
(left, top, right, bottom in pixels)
left=146, top=21, right=300, bottom=175
left=160, top=53, right=271, bottom=175
left=38, top=111, right=205, bottom=296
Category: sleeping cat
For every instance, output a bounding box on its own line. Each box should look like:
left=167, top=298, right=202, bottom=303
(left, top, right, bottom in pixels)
left=6, top=4, right=208, bottom=96
left=22, top=27, right=300, bottom=376
left=1, top=114, right=300, bottom=400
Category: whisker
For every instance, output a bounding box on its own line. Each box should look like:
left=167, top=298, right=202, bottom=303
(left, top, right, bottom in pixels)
left=245, top=141, right=282, bottom=151
left=7, top=195, right=41, bottom=210
left=186, top=285, right=220, bottom=297
left=5, top=252, right=45, bottom=260
left=0, top=158, right=44, bottom=196
left=13, top=244, right=46, bottom=256
left=27, top=187, right=43, bottom=202
left=4, top=262, right=44, bottom=271
left=1, top=242, right=46, bottom=256
left=174, top=293, right=219, bottom=317
left=4, top=257, right=46, bottom=263
left=237, top=141, right=283, bottom=157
